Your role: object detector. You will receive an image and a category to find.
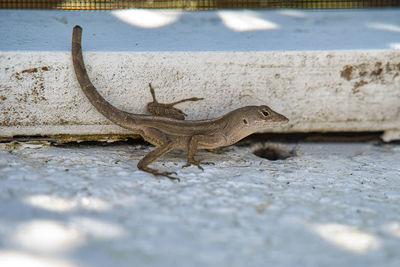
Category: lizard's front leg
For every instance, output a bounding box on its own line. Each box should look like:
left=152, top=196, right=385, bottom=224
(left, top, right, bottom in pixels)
left=147, top=83, right=203, bottom=120
left=182, top=134, right=227, bottom=170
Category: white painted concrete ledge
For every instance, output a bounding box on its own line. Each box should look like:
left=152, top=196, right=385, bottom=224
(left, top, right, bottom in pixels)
left=1, top=9, right=400, bottom=140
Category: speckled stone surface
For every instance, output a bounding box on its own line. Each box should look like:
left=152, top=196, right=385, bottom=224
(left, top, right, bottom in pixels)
left=0, top=141, right=399, bottom=267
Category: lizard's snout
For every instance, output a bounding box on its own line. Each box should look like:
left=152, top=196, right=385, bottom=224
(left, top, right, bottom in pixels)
left=281, top=115, right=289, bottom=123
left=272, top=112, right=289, bottom=124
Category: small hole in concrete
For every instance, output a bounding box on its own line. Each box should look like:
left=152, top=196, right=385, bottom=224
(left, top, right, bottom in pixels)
left=253, top=144, right=296, bottom=161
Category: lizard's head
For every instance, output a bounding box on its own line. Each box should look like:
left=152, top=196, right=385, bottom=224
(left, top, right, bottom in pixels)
left=240, top=105, right=289, bottom=130
left=225, top=105, right=288, bottom=145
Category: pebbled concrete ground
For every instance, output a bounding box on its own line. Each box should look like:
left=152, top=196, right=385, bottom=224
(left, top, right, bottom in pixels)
left=0, top=141, right=399, bottom=267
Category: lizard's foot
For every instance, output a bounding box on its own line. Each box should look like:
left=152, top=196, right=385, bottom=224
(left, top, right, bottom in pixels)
left=141, top=166, right=180, bottom=182
left=155, top=171, right=180, bottom=182
left=182, top=160, right=214, bottom=171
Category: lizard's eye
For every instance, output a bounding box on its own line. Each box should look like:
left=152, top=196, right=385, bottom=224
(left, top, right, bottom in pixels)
left=261, top=110, right=270, bottom=117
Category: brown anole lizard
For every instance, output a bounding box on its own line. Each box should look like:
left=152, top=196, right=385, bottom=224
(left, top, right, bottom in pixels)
left=71, top=25, right=289, bottom=181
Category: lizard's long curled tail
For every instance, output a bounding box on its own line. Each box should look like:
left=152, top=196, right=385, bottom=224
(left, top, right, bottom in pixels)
left=71, top=25, right=139, bottom=130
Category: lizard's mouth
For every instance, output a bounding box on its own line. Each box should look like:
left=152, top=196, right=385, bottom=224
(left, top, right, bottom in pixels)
left=259, top=117, right=289, bottom=128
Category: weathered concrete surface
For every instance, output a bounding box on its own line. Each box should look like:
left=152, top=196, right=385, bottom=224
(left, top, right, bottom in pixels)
left=0, top=141, right=399, bottom=267
left=1, top=50, right=400, bottom=138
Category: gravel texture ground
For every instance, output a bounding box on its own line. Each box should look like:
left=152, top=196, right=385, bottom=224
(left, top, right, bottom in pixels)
left=0, top=141, right=399, bottom=267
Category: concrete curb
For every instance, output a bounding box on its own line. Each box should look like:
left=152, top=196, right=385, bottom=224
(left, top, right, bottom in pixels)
left=1, top=50, right=400, bottom=140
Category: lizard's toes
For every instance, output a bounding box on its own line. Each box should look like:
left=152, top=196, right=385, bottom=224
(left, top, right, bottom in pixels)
left=167, top=175, right=180, bottom=182
left=182, top=161, right=201, bottom=169
left=160, top=171, right=177, bottom=176
left=195, top=163, right=204, bottom=171
left=181, top=163, right=190, bottom=169
left=182, top=160, right=211, bottom=171
left=160, top=172, right=180, bottom=182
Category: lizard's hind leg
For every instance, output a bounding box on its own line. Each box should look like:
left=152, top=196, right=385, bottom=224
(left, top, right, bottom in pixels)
left=147, top=83, right=203, bottom=120
left=137, top=141, right=180, bottom=182
left=137, top=127, right=181, bottom=181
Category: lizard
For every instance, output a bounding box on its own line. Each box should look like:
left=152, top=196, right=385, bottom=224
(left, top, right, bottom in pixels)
left=71, top=25, right=289, bottom=181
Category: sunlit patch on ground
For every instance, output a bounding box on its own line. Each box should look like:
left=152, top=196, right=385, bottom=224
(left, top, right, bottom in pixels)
left=388, top=43, right=400, bottom=49
left=367, top=23, right=400, bottom=33
left=218, top=11, right=279, bottom=32
left=0, top=251, right=76, bottom=267
left=23, top=194, right=112, bottom=212
left=12, top=220, right=84, bottom=253
left=312, top=223, right=380, bottom=253
left=112, top=9, right=181, bottom=28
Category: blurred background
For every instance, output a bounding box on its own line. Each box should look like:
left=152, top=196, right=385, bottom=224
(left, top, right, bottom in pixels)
left=1, top=0, right=400, bottom=9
